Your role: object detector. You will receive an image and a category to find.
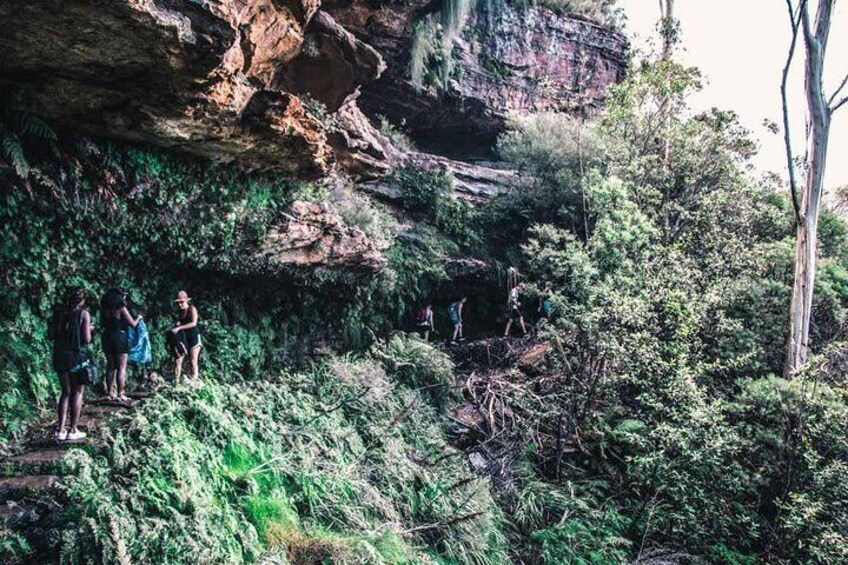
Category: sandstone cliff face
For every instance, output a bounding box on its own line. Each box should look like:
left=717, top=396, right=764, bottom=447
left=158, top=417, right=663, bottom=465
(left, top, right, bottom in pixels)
left=0, top=0, right=626, bottom=245
left=0, top=0, right=383, bottom=177
left=326, top=0, right=628, bottom=159
left=0, top=0, right=625, bottom=178
left=263, top=200, right=388, bottom=270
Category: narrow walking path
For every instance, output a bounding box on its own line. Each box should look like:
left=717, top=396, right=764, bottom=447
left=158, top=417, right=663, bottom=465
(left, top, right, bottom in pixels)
left=0, top=392, right=152, bottom=563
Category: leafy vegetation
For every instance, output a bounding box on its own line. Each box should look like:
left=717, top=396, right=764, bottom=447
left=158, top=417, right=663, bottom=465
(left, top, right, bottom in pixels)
left=55, top=339, right=505, bottom=564
left=470, top=55, right=848, bottom=562
left=2, top=16, right=848, bottom=565
left=393, top=164, right=479, bottom=247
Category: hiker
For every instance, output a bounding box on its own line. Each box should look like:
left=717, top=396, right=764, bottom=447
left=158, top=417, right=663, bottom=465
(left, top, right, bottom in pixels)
left=504, top=283, right=527, bottom=337
left=48, top=287, right=92, bottom=442
left=170, top=290, right=201, bottom=385
left=448, top=297, right=467, bottom=345
left=416, top=303, right=435, bottom=341
left=101, top=288, right=142, bottom=401
left=538, top=283, right=554, bottom=319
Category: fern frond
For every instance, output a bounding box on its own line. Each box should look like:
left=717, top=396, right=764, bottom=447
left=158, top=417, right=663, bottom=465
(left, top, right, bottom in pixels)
left=18, top=113, right=58, bottom=142
left=2, top=132, right=30, bottom=178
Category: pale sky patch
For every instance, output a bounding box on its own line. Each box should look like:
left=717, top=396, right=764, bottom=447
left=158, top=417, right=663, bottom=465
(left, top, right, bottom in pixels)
left=619, top=0, right=848, bottom=191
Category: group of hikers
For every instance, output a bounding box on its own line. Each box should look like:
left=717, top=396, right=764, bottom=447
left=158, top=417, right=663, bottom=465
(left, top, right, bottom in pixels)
left=414, top=281, right=554, bottom=345
left=48, top=275, right=549, bottom=441
left=48, top=287, right=202, bottom=442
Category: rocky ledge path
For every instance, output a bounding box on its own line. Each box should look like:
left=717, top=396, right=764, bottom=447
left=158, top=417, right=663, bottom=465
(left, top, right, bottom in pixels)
left=0, top=392, right=152, bottom=564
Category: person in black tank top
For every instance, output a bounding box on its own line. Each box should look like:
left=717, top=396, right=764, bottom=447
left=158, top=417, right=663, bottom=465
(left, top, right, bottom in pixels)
left=48, top=287, right=92, bottom=442
left=101, top=288, right=142, bottom=401
left=171, top=290, right=201, bottom=386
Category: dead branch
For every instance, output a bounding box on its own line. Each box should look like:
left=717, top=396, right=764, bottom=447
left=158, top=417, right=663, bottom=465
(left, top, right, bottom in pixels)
left=782, top=0, right=807, bottom=223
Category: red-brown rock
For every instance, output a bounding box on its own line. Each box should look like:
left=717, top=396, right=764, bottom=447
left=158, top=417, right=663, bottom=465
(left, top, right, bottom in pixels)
left=326, top=1, right=628, bottom=158
left=262, top=200, right=388, bottom=270
left=0, top=0, right=385, bottom=177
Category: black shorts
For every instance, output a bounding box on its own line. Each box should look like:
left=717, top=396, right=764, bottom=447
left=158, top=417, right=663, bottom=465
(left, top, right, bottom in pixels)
left=509, top=306, right=523, bottom=321
left=102, top=329, right=129, bottom=355
left=53, top=348, right=81, bottom=373
left=168, top=328, right=201, bottom=357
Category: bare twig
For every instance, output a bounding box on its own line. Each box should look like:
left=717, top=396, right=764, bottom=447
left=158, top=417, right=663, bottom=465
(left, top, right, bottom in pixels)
left=828, top=71, right=848, bottom=107
left=831, top=94, right=848, bottom=113
left=782, top=0, right=807, bottom=224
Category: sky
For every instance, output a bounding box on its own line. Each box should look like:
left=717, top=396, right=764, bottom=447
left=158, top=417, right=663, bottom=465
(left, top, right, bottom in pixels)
left=619, top=0, right=848, bottom=191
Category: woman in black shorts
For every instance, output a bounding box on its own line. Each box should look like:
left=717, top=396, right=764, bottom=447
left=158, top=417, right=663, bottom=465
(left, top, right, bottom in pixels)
left=101, top=288, right=142, bottom=401
left=49, top=287, right=92, bottom=441
left=171, top=290, right=201, bottom=386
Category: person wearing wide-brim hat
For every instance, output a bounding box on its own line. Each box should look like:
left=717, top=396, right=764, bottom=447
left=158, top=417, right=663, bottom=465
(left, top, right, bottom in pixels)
left=170, top=290, right=201, bottom=385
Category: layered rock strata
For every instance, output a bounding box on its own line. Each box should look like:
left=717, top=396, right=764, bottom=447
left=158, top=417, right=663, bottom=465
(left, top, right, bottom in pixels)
left=325, top=0, right=628, bottom=158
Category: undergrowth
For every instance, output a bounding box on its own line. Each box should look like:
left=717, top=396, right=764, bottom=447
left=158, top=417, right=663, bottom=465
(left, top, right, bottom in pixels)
left=54, top=337, right=505, bottom=565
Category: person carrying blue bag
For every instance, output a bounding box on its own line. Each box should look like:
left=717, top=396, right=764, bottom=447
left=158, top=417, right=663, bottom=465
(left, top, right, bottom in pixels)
left=128, top=318, right=152, bottom=365
left=100, top=288, right=142, bottom=402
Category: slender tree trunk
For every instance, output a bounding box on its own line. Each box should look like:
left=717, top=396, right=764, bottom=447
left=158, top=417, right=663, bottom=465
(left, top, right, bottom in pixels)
left=784, top=0, right=834, bottom=377
left=658, top=0, right=675, bottom=242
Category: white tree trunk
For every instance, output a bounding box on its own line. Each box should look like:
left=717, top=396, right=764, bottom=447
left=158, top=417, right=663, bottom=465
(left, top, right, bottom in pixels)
left=784, top=0, right=834, bottom=377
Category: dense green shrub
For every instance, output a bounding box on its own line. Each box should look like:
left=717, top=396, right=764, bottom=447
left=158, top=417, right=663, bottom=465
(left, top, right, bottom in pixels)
left=480, top=54, right=848, bottom=563
left=394, top=165, right=478, bottom=246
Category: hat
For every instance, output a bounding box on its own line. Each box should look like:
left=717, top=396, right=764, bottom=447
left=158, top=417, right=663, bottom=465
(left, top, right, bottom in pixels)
left=174, top=290, right=192, bottom=304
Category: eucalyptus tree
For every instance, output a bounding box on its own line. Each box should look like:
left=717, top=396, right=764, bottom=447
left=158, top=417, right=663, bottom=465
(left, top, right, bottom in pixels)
left=781, top=0, right=848, bottom=376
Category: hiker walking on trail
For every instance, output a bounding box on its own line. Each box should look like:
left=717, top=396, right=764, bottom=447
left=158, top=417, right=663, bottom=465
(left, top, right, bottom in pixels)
left=48, top=287, right=92, bottom=442
left=538, top=283, right=554, bottom=319
left=169, top=290, right=201, bottom=385
left=504, top=283, right=527, bottom=337
left=448, top=297, right=467, bottom=345
left=101, top=288, right=142, bottom=402
left=416, top=303, right=435, bottom=342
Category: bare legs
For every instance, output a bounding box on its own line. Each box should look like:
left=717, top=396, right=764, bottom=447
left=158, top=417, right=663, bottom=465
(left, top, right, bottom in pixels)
left=174, top=353, right=184, bottom=385
left=105, top=353, right=129, bottom=399
left=189, top=345, right=200, bottom=379
left=175, top=345, right=201, bottom=385
left=70, top=382, right=84, bottom=432
left=57, top=373, right=85, bottom=439
left=452, top=323, right=463, bottom=342
left=57, top=373, right=70, bottom=433
left=504, top=317, right=527, bottom=337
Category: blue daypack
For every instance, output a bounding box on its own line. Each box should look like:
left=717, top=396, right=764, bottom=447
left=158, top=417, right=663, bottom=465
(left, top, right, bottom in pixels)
left=128, top=319, right=152, bottom=364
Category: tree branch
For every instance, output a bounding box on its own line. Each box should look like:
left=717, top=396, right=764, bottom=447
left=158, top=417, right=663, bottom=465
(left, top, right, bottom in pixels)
left=831, top=94, right=848, bottom=113
left=828, top=71, right=848, bottom=107
left=782, top=0, right=806, bottom=223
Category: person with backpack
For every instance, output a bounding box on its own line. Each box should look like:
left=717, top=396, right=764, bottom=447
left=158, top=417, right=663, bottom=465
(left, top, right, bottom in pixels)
left=48, top=287, right=92, bottom=441
left=448, top=297, right=467, bottom=345
left=504, top=283, right=527, bottom=337
left=101, top=288, right=142, bottom=402
left=170, top=290, right=201, bottom=386
left=416, top=303, right=435, bottom=341
left=538, top=282, right=555, bottom=319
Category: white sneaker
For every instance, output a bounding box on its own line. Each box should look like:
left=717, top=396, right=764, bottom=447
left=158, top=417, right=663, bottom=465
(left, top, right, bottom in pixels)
left=65, top=430, right=87, bottom=441
left=54, top=429, right=68, bottom=441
